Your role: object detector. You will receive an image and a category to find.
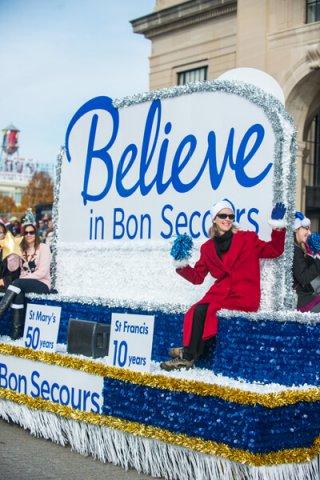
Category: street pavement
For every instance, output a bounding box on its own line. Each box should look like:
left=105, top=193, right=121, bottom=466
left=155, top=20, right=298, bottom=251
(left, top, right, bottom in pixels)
left=0, top=419, right=157, bottom=480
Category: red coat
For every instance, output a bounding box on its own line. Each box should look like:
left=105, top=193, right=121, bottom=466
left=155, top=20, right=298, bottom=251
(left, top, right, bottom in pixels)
left=176, top=229, right=286, bottom=346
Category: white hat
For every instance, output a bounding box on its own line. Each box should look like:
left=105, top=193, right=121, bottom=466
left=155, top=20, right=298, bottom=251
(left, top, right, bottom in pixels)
left=210, top=199, right=235, bottom=221
left=293, top=211, right=310, bottom=230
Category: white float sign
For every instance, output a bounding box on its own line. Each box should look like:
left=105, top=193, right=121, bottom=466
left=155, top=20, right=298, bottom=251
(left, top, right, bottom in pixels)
left=23, top=303, right=61, bottom=352
left=106, top=312, right=155, bottom=372
left=59, top=86, right=275, bottom=242
left=0, top=354, right=103, bottom=413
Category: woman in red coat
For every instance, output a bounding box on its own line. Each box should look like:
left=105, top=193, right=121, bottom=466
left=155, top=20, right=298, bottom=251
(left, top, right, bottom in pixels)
left=160, top=200, right=286, bottom=371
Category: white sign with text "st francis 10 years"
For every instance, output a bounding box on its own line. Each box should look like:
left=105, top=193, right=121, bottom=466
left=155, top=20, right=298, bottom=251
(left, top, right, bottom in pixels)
left=23, top=304, right=61, bottom=352
left=106, top=313, right=155, bottom=372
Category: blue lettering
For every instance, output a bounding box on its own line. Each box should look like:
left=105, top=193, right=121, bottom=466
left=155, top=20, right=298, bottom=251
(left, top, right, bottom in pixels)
left=189, top=211, right=201, bottom=239
left=140, top=213, right=151, bottom=239
left=94, top=216, right=104, bottom=240
left=113, top=210, right=151, bottom=240
left=127, top=215, right=138, bottom=240
left=235, top=124, right=271, bottom=186
left=175, top=211, right=188, bottom=235
left=70, top=389, right=82, bottom=410
left=82, top=390, right=91, bottom=411
left=0, top=364, right=26, bottom=393
left=0, top=363, right=7, bottom=388
left=160, top=204, right=173, bottom=239
left=156, top=121, right=172, bottom=194
left=31, top=371, right=41, bottom=398
left=66, top=98, right=272, bottom=203
left=17, top=374, right=27, bottom=394
left=161, top=205, right=213, bottom=238
left=248, top=208, right=260, bottom=232
left=90, top=393, right=100, bottom=414
left=206, top=129, right=235, bottom=190
left=236, top=208, right=246, bottom=223
left=171, top=135, right=197, bottom=192
left=59, top=385, right=70, bottom=406
left=40, top=380, right=50, bottom=400
left=113, top=208, right=125, bottom=239
left=51, top=383, right=60, bottom=403
left=8, top=373, right=18, bottom=391
left=116, top=144, right=139, bottom=197
left=139, top=99, right=161, bottom=196
left=65, top=96, right=118, bottom=206
left=202, top=210, right=211, bottom=238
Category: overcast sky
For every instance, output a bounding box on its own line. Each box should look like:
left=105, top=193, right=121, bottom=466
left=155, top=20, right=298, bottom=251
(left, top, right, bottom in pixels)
left=0, top=0, right=154, bottom=166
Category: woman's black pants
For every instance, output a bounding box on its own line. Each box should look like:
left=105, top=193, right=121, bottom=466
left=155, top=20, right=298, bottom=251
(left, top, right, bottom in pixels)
left=183, top=303, right=215, bottom=361
left=9, top=279, right=49, bottom=311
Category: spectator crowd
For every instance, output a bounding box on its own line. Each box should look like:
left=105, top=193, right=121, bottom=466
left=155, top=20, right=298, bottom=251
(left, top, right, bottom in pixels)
left=0, top=209, right=53, bottom=339
left=0, top=213, right=54, bottom=246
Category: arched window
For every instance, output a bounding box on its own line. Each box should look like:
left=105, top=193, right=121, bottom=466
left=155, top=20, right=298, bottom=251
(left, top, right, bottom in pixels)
left=305, top=111, right=320, bottom=229
left=306, top=113, right=320, bottom=186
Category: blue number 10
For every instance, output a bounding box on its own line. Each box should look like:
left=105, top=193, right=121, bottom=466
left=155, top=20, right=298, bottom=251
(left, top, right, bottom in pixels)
left=112, top=340, right=128, bottom=367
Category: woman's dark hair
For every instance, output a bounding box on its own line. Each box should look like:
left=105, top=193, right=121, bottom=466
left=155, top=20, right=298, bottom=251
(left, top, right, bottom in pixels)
left=20, top=225, right=41, bottom=253
left=0, top=223, right=7, bottom=235
left=294, top=231, right=307, bottom=255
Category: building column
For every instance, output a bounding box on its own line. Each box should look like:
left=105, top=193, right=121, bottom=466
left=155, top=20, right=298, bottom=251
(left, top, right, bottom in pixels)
left=236, top=0, right=268, bottom=69
left=295, top=141, right=305, bottom=211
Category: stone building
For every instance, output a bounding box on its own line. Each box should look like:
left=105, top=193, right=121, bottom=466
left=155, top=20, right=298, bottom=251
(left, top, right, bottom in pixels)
left=132, top=0, right=320, bottom=227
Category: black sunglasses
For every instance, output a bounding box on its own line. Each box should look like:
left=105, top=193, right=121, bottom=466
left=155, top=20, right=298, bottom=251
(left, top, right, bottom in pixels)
left=24, top=230, right=36, bottom=236
left=216, top=213, right=235, bottom=220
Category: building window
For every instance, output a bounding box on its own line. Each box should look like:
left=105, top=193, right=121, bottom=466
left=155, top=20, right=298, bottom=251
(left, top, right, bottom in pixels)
left=14, top=190, right=22, bottom=205
left=177, top=67, right=208, bottom=85
left=306, top=0, right=320, bottom=23
left=305, top=111, right=320, bottom=229
left=305, top=113, right=320, bottom=186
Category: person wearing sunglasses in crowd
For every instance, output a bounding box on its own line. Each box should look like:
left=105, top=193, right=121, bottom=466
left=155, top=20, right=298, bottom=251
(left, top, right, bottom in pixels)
left=0, top=210, right=51, bottom=340
left=292, top=212, right=320, bottom=313
left=160, top=199, right=286, bottom=371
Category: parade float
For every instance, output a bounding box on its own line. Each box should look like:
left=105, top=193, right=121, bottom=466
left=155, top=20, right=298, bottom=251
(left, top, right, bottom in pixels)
left=0, top=68, right=319, bottom=480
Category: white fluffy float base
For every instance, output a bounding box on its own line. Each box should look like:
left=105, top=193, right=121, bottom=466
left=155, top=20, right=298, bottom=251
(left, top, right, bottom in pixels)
left=0, top=399, right=319, bottom=480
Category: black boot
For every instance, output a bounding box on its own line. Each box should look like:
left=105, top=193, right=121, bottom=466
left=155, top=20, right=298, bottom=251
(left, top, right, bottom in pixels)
left=0, top=287, right=18, bottom=317
left=11, top=308, right=25, bottom=340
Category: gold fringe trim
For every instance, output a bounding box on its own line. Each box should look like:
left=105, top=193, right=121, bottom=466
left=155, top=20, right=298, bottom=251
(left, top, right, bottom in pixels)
left=0, top=343, right=319, bottom=408
left=0, top=388, right=319, bottom=466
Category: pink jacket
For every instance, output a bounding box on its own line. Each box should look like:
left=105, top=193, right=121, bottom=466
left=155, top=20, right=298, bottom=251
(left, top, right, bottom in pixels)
left=7, top=243, right=51, bottom=289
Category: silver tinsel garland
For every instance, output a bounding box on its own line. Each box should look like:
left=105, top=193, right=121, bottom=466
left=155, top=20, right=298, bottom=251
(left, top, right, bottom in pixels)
left=26, top=291, right=189, bottom=314
left=25, top=290, right=320, bottom=326
left=218, top=308, right=320, bottom=325
left=51, top=146, right=64, bottom=290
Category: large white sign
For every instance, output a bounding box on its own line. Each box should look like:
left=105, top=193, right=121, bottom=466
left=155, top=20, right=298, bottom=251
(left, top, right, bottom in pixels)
left=0, top=354, right=103, bottom=413
left=106, top=313, right=155, bottom=372
left=59, top=89, right=275, bottom=242
left=24, top=303, right=61, bottom=352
